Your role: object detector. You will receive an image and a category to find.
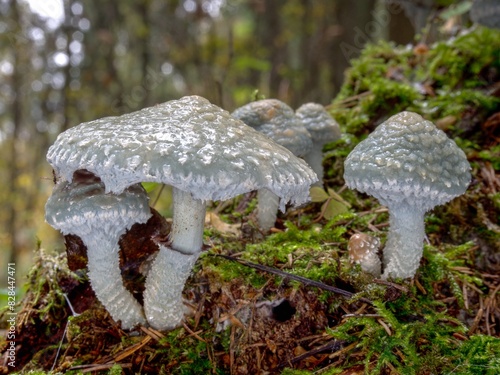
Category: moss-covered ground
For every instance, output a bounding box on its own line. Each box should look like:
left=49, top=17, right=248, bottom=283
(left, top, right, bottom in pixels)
left=1, top=26, right=499, bottom=375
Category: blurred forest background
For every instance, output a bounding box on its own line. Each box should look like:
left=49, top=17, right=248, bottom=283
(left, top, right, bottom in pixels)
left=0, top=0, right=471, bottom=287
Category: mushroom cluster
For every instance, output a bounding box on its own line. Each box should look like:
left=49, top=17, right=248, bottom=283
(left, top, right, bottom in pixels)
left=46, top=95, right=317, bottom=331
left=232, top=99, right=340, bottom=230
left=344, top=111, right=471, bottom=279
left=232, top=99, right=313, bottom=231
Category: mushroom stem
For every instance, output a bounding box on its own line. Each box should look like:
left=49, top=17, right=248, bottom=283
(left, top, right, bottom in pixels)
left=144, top=246, right=198, bottom=330
left=144, top=187, right=206, bottom=330
left=257, top=188, right=280, bottom=231
left=84, top=230, right=146, bottom=329
left=382, top=202, right=425, bottom=279
left=170, top=187, right=206, bottom=254
left=45, top=180, right=150, bottom=330
left=303, top=147, right=325, bottom=186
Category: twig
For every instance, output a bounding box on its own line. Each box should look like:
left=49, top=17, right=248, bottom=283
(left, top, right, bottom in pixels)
left=62, top=293, right=80, bottom=317
left=182, top=322, right=207, bottom=343
left=214, top=254, right=372, bottom=304
left=484, top=282, right=500, bottom=336
left=468, top=306, right=484, bottom=335
left=328, top=341, right=358, bottom=359
left=377, top=318, right=392, bottom=336
left=325, top=91, right=372, bottom=109
left=140, top=325, right=165, bottom=341
left=343, top=313, right=382, bottom=318
left=278, top=340, right=345, bottom=368
left=151, top=184, right=166, bottom=207
left=373, top=279, right=409, bottom=293
left=112, top=336, right=152, bottom=362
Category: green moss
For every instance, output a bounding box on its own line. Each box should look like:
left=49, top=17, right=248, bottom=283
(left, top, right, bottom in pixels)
left=201, top=252, right=269, bottom=288
left=451, top=335, right=500, bottom=374
left=152, top=325, right=224, bottom=375
left=106, top=364, right=123, bottom=375
left=478, top=145, right=500, bottom=170
left=330, top=27, right=500, bottom=137
left=328, top=297, right=468, bottom=374
left=427, top=28, right=500, bottom=89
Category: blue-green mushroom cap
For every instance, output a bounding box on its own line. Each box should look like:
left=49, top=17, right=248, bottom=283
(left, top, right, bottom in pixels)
left=296, top=102, right=341, bottom=145
left=47, top=96, right=317, bottom=211
left=344, top=111, right=471, bottom=212
left=232, top=99, right=313, bottom=157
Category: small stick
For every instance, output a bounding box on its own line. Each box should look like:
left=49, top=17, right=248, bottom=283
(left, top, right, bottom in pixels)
left=182, top=322, right=207, bottom=343
left=214, top=254, right=372, bottom=304
left=278, top=339, right=345, bottom=368
left=140, top=326, right=165, bottom=341
left=343, top=313, right=382, bottom=318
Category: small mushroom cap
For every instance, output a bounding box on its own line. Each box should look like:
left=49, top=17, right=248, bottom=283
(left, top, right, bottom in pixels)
left=295, top=103, right=341, bottom=144
left=47, top=96, right=317, bottom=210
left=344, top=111, right=471, bottom=211
left=231, top=99, right=313, bottom=157
left=348, top=233, right=380, bottom=263
left=45, top=177, right=151, bottom=236
left=348, top=233, right=381, bottom=278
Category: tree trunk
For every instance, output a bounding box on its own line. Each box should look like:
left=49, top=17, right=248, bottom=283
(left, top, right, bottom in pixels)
left=6, top=0, right=23, bottom=265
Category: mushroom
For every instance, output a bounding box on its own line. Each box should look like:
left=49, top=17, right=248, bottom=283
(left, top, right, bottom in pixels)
left=348, top=233, right=381, bottom=277
left=232, top=99, right=313, bottom=231
left=295, top=103, right=341, bottom=186
left=45, top=173, right=151, bottom=329
left=47, top=95, right=317, bottom=330
left=343, top=111, right=471, bottom=279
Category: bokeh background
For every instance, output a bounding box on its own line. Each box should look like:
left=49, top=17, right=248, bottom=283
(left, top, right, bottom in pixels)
left=0, top=0, right=472, bottom=287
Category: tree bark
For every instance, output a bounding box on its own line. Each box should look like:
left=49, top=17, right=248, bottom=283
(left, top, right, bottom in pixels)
left=6, top=0, right=23, bottom=265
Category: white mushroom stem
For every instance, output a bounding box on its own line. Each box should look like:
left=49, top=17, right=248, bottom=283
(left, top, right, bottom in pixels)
left=257, top=188, right=280, bottom=232
left=45, top=180, right=151, bottom=330
left=170, top=188, right=206, bottom=254
left=83, top=229, right=146, bottom=329
left=144, top=187, right=206, bottom=330
left=303, top=146, right=326, bottom=186
left=143, top=246, right=198, bottom=330
left=382, top=202, right=426, bottom=279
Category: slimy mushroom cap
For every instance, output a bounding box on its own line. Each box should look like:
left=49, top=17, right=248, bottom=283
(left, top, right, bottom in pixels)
left=344, top=111, right=471, bottom=279
left=45, top=177, right=151, bottom=237
left=47, top=96, right=317, bottom=211
left=295, top=102, right=341, bottom=145
left=344, top=111, right=471, bottom=211
left=232, top=98, right=313, bottom=157
left=348, top=233, right=381, bottom=277
left=348, top=233, right=381, bottom=263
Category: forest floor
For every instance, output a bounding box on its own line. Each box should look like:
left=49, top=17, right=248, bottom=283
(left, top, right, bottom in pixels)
left=1, top=26, right=499, bottom=375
